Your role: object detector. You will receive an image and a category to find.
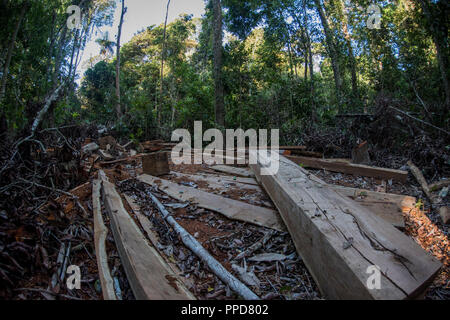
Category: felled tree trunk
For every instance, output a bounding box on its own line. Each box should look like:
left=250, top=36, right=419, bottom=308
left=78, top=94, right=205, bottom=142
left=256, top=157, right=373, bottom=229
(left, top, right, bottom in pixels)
left=116, top=0, right=126, bottom=118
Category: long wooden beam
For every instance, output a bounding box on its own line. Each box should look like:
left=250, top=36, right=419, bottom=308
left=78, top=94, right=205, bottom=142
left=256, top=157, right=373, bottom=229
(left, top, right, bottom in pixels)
left=250, top=153, right=441, bottom=299
left=212, top=166, right=413, bottom=227
left=286, top=155, right=408, bottom=182
left=99, top=172, right=195, bottom=300
left=138, top=174, right=286, bottom=232
left=92, top=180, right=117, bottom=300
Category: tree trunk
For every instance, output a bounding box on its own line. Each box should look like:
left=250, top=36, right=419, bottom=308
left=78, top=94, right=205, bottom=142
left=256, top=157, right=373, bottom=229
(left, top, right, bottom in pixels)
left=212, top=0, right=225, bottom=128
left=116, top=0, right=126, bottom=118
left=339, top=0, right=359, bottom=104
left=417, top=0, right=449, bottom=107
left=158, top=0, right=171, bottom=127
left=52, top=25, right=68, bottom=89
left=0, top=3, right=28, bottom=103
left=314, top=0, right=343, bottom=110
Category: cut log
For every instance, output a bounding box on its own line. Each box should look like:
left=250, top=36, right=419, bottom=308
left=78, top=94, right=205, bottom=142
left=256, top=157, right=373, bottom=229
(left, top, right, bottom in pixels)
left=210, top=165, right=255, bottom=178
left=99, top=171, right=195, bottom=300
left=250, top=152, right=441, bottom=299
left=286, top=155, right=408, bottom=182
left=297, top=169, right=413, bottom=228
left=351, top=141, right=371, bottom=164
left=171, top=171, right=412, bottom=227
left=92, top=180, right=117, bottom=300
left=137, top=174, right=285, bottom=232
left=142, top=152, right=170, bottom=176
left=331, top=185, right=416, bottom=228
left=439, top=207, right=450, bottom=224
left=288, top=150, right=323, bottom=158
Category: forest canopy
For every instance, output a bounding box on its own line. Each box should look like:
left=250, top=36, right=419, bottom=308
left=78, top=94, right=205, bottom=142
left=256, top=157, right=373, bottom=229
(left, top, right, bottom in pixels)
left=0, top=0, right=448, bottom=148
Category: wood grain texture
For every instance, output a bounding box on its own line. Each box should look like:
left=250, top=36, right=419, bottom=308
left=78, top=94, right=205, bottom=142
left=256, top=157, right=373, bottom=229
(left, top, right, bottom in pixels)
left=100, top=173, right=194, bottom=300
left=250, top=153, right=441, bottom=300
left=138, top=174, right=286, bottom=232
left=92, top=180, right=116, bottom=300
left=124, top=195, right=196, bottom=295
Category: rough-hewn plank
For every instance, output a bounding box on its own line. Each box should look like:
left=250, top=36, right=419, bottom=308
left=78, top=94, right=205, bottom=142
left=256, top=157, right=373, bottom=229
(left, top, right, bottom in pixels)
left=210, top=165, right=255, bottom=178
left=92, top=180, right=116, bottom=300
left=286, top=155, right=408, bottom=182
left=123, top=195, right=196, bottom=292
left=100, top=172, right=195, bottom=300
left=138, top=174, right=286, bottom=232
left=250, top=153, right=441, bottom=300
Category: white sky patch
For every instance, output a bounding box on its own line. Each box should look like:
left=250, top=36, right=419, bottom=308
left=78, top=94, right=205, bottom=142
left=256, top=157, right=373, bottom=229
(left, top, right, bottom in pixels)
left=77, top=0, right=206, bottom=81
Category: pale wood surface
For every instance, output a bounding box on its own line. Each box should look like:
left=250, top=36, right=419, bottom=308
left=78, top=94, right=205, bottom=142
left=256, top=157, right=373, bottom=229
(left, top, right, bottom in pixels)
left=250, top=153, right=441, bottom=300
left=92, top=180, right=117, bottom=300
left=286, top=155, right=408, bottom=182
left=100, top=173, right=195, bottom=300
left=138, top=174, right=286, bottom=231
left=210, top=165, right=255, bottom=178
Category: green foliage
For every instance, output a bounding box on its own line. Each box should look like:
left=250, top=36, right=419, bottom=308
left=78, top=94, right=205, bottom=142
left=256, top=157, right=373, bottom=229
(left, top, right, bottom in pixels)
left=2, top=0, right=448, bottom=142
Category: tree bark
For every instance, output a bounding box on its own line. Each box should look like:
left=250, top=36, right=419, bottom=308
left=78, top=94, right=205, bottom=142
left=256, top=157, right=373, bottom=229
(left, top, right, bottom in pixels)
left=52, top=25, right=68, bottom=89
left=0, top=3, right=28, bottom=102
left=417, top=0, right=449, bottom=108
left=116, top=0, right=126, bottom=118
left=314, top=0, right=343, bottom=110
left=339, top=0, right=359, bottom=103
left=212, top=0, right=225, bottom=128
left=157, top=0, right=171, bottom=127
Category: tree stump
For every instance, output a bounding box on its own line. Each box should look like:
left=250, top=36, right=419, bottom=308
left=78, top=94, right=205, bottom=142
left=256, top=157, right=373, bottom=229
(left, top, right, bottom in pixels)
left=142, top=152, right=170, bottom=176
left=351, top=140, right=370, bottom=164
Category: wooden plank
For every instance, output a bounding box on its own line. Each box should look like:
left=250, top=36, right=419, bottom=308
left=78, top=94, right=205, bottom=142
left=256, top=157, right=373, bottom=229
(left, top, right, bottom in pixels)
left=301, top=170, right=413, bottom=228
left=332, top=186, right=414, bottom=228
left=170, top=171, right=274, bottom=209
left=210, top=165, right=255, bottom=178
left=250, top=153, right=441, bottom=300
left=170, top=171, right=262, bottom=191
left=92, top=180, right=116, bottom=300
left=138, top=174, right=286, bottom=232
left=100, top=172, right=195, bottom=300
left=123, top=195, right=196, bottom=292
left=286, top=155, right=408, bottom=182
left=351, top=141, right=370, bottom=164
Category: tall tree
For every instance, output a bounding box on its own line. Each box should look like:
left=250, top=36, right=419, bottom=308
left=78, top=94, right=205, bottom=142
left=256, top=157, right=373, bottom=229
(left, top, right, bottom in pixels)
left=157, top=0, right=171, bottom=126
left=0, top=2, right=28, bottom=102
left=314, top=0, right=343, bottom=110
left=212, top=0, right=225, bottom=127
left=115, top=0, right=126, bottom=118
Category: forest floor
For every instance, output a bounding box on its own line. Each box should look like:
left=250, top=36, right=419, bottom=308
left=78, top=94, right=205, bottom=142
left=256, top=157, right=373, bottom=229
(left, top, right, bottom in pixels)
left=0, top=126, right=448, bottom=300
